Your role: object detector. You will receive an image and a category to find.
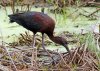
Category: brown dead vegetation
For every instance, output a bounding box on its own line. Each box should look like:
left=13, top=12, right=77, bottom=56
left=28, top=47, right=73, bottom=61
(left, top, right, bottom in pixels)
left=0, top=32, right=99, bottom=71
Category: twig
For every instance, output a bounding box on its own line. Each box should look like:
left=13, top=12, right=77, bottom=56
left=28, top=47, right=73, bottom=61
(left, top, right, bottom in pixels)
left=70, top=47, right=79, bottom=63
left=5, top=46, right=18, bottom=71
left=96, top=37, right=100, bottom=51
left=1, top=0, right=8, bottom=15
left=58, top=52, right=71, bottom=70
left=88, top=8, right=100, bottom=17
left=88, top=54, right=99, bottom=70
left=88, top=2, right=100, bottom=6
left=79, top=8, right=100, bottom=18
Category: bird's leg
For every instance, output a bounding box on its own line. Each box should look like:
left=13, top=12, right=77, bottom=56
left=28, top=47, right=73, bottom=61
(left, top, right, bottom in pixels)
left=32, top=34, right=36, bottom=48
left=42, top=33, right=56, bottom=65
left=31, top=34, right=38, bottom=70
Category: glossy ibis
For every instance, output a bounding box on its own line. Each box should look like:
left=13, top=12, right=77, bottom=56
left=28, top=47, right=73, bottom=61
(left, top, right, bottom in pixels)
left=8, top=11, right=70, bottom=62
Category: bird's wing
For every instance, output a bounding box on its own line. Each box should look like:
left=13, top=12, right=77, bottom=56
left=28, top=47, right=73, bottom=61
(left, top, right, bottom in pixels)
left=19, top=12, right=43, bottom=31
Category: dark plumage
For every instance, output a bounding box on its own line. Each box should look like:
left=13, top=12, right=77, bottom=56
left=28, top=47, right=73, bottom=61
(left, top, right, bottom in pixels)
left=8, top=11, right=70, bottom=53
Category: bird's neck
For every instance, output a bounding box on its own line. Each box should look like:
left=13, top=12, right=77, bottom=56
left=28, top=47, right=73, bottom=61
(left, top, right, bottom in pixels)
left=47, top=34, right=60, bottom=45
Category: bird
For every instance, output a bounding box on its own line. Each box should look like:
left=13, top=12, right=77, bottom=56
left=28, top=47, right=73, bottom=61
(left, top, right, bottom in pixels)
left=8, top=11, right=70, bottom=63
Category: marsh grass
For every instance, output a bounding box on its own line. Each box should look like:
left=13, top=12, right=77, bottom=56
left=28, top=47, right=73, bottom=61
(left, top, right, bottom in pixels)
left=77, top=32, right=100, bottom=70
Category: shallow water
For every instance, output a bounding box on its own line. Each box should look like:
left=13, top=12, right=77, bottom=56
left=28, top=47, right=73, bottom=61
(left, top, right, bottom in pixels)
left=0, top=6, right=100, bottom=52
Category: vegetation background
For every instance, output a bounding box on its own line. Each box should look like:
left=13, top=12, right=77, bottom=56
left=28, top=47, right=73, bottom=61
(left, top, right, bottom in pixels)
left=0, top=0, right=100, bottom=71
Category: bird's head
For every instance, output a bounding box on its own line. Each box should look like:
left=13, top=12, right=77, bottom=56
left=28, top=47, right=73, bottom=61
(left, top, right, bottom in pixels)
left=51, top=36, right=70, bottom=52
left=8, top=13, right=22, bottom=23
left=8, top=14, right=17, bottom=23
left=58, top=37, right=69, bottom=51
